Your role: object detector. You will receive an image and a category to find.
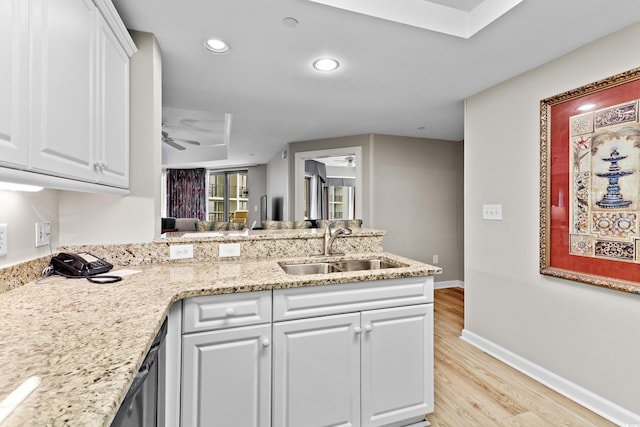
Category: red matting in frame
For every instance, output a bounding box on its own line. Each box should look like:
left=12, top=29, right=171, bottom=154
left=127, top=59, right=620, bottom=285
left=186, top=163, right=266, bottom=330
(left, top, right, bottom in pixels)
left=548, top=77, right=640, bottom=284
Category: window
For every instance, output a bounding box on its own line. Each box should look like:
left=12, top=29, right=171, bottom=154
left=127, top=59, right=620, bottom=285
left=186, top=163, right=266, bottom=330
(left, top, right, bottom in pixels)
left=328, top=186, right=344, bottom=219
left=207, top=170, right=248, bottom=223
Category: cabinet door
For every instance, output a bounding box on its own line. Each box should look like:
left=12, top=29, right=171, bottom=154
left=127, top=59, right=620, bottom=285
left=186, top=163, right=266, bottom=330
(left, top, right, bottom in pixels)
left=0, top=0, right=28, bottom=167
left=96, top=12, right=129, bottom=187
left=182, top=323, right=271, bottom=427
left=273, top=313, right=361, bottom=427
left=29, top=0, right=97, bottom=181
left=360, top=304, right=433, bottom=427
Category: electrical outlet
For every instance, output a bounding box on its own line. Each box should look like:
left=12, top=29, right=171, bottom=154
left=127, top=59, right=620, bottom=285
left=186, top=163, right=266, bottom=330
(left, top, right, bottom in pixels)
left=482, top=204, right=503, bottom=220
left=219, top=243, right=241, bottom=258
left=0, top=224, right=7, bottom=256
left=170, top=244, right=194, bottom=259
left=35, top=221, right=51, bottom=247
left=432, top=254, right=439, bottom=264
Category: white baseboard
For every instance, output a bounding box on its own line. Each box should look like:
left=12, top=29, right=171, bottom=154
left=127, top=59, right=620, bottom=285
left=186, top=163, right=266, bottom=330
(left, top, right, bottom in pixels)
left=460, top=329, right=640, bottom=427
left=434, top=280, right=464, bottom=289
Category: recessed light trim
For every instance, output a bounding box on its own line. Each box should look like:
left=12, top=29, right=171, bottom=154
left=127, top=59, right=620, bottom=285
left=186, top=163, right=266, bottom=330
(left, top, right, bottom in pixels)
left=313, top=58, right=340, bottom=72
left=282, top=17, right=299, bottom=28
left=204, top=39, right=230, bottom=54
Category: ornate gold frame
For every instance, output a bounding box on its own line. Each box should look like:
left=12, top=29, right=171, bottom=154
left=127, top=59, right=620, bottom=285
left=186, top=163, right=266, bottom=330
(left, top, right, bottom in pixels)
left=540, top=67, right=640, bottom=294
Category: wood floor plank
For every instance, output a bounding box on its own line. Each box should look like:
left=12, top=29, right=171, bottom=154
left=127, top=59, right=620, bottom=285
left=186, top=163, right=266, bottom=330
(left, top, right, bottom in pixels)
left=502, top=411, right=557, bottom=427
left=426, top=287, right=614, bottom=427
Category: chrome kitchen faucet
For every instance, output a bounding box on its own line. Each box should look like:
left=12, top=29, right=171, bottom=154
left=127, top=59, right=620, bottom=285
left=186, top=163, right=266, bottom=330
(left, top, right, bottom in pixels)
left=323, top=221, right=352, bottom=256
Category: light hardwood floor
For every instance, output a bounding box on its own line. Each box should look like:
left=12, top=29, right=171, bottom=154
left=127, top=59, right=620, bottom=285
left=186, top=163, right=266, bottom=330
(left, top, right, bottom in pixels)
left=426, top=287, right=615, bottom=427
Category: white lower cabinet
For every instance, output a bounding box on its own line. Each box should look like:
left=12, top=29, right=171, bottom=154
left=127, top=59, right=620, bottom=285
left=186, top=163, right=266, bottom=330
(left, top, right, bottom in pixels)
left=181, top=324, right=272, bottom=427
left=360, top=305, right=433, bottom=427
left=273, top=312, right=361, bottom=427
left=273, top=304, right=433, bottom=427
left=180, top=291, right=272, bottom=427
left=176, top=277, right=434, bottom=427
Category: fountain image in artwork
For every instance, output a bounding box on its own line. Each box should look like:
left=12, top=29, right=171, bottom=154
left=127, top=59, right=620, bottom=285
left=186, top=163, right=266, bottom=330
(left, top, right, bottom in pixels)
left=596, top=148, right=634, bottom=208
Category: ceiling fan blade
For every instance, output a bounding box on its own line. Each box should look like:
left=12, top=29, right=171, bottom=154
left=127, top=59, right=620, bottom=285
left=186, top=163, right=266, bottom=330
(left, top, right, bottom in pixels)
left=170, top=137, right=201, bottom=146
left=163, top=139, right=186, bottom=150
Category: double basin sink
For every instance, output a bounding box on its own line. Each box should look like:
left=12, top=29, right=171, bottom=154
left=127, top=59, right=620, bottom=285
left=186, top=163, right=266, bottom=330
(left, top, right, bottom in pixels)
left=280, top=257, right=406, bottom=275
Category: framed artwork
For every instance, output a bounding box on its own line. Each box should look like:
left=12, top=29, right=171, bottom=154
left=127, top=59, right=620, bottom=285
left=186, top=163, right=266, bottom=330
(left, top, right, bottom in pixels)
left=540, top=67, right=640, bottom=294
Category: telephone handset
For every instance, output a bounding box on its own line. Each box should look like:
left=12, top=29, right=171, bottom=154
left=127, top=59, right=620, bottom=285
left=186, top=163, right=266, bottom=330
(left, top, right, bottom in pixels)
left=51, top=252, right=121, bottom=283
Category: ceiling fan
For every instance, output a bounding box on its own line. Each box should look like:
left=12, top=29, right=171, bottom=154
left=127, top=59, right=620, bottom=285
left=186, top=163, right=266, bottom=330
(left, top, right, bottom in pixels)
left=161, top=129, right=201, bottom=151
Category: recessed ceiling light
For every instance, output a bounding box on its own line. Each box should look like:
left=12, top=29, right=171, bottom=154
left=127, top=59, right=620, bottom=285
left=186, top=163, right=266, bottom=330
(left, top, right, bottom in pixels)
left=313, top=58, right=340, bottom=72
left=282, top=17, right=299, bottom=28
left=204, top=39, right=230, bottom=54
left=577, top=103, right=596, bottom=111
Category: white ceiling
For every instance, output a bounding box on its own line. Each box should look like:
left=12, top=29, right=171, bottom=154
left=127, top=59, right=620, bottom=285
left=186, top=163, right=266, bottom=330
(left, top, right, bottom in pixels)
left=308, top=0, right=523, bottom=38
left=111, top=0, right=640, bottom=169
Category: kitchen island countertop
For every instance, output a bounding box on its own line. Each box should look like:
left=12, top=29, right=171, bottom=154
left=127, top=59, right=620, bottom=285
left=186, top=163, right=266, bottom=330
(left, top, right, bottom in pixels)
left=0, top=252, right=440, bottom=426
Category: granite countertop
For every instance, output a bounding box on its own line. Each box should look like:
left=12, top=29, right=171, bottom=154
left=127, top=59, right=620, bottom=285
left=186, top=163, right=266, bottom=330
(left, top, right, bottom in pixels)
left=0, top=252, right=439, bottom=426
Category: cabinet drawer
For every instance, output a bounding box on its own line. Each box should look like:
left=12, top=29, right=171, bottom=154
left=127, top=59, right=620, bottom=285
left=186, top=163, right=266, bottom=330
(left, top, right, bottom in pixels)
left=183, top=291, right=272, bottom=333
left=273, top=276, right=433, bottom=322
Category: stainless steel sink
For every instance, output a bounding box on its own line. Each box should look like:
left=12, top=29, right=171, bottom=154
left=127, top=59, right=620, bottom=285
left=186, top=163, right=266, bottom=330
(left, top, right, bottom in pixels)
left=279, top=258, right=406, bottom=275
left=330, top=259, right=399, bottom=271
left=279, top=262, right=338, bottom=275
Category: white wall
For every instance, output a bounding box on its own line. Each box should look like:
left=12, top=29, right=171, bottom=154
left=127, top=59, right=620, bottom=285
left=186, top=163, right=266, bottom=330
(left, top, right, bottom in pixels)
left=373, top=135, right=463, bottom=282
left=0, top=189, right=58, bottom=267
left=59, top=31, right=162, bottom=245
left=464, top=22, right=640, bottom=421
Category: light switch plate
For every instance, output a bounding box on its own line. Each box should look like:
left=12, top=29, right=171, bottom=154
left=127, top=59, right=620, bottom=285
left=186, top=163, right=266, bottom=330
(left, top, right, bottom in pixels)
left=219, top=243, right=241, bottom=258
left=482, top=204, right=503, bottom=220
left=35, top=221, right=50, bottom=247
left=0, top=224, right=7, bottom=256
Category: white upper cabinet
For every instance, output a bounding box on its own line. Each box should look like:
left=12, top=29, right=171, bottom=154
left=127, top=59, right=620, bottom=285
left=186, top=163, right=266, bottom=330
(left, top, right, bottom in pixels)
left=0, top=0, right=135, bottom=191
left=0, top=0, right=29, bottom=168
left=29, top=0, right=96, bottom=181
left=96, top=11, right=129, bottom=187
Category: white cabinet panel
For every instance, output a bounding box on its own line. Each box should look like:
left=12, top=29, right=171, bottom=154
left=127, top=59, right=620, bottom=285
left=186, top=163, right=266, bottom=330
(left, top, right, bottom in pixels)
left=176, top=278, right=434, bottom=427
left=183, top=291, right=272, bottom=333
left=0, top=0, right=28, bottom=168
left=273, top=313, right=361, bottom=427
left=361, top=304, right=434, bottom=427
left=0, top=0, right=133, bottom=191
left=29, top=0, right=97, bottom=181
left=273, top=277, right=434, bottom=427
left=273, top=276, right=433, bottom=322
left=96, top=11, right=129, bottom=187
left=181, top=323, right=272, bottom=427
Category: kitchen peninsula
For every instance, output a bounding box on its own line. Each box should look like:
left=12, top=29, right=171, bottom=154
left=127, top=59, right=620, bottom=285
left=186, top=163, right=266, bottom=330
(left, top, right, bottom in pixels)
left=0, top=229, right=440, bottom=426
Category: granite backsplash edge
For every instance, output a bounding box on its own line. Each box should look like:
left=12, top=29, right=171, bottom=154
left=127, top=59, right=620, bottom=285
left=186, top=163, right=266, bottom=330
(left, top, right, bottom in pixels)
left=0, top=233, right=385, bottom=294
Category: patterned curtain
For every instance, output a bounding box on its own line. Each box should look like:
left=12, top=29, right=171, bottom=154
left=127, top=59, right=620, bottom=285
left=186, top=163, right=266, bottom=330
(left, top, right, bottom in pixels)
left=166, top=168, right=207, bottom=220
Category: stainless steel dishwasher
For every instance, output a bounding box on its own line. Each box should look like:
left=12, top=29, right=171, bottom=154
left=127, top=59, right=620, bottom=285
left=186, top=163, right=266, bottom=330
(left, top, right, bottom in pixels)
left=111, top=320, right=167, bottom=427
